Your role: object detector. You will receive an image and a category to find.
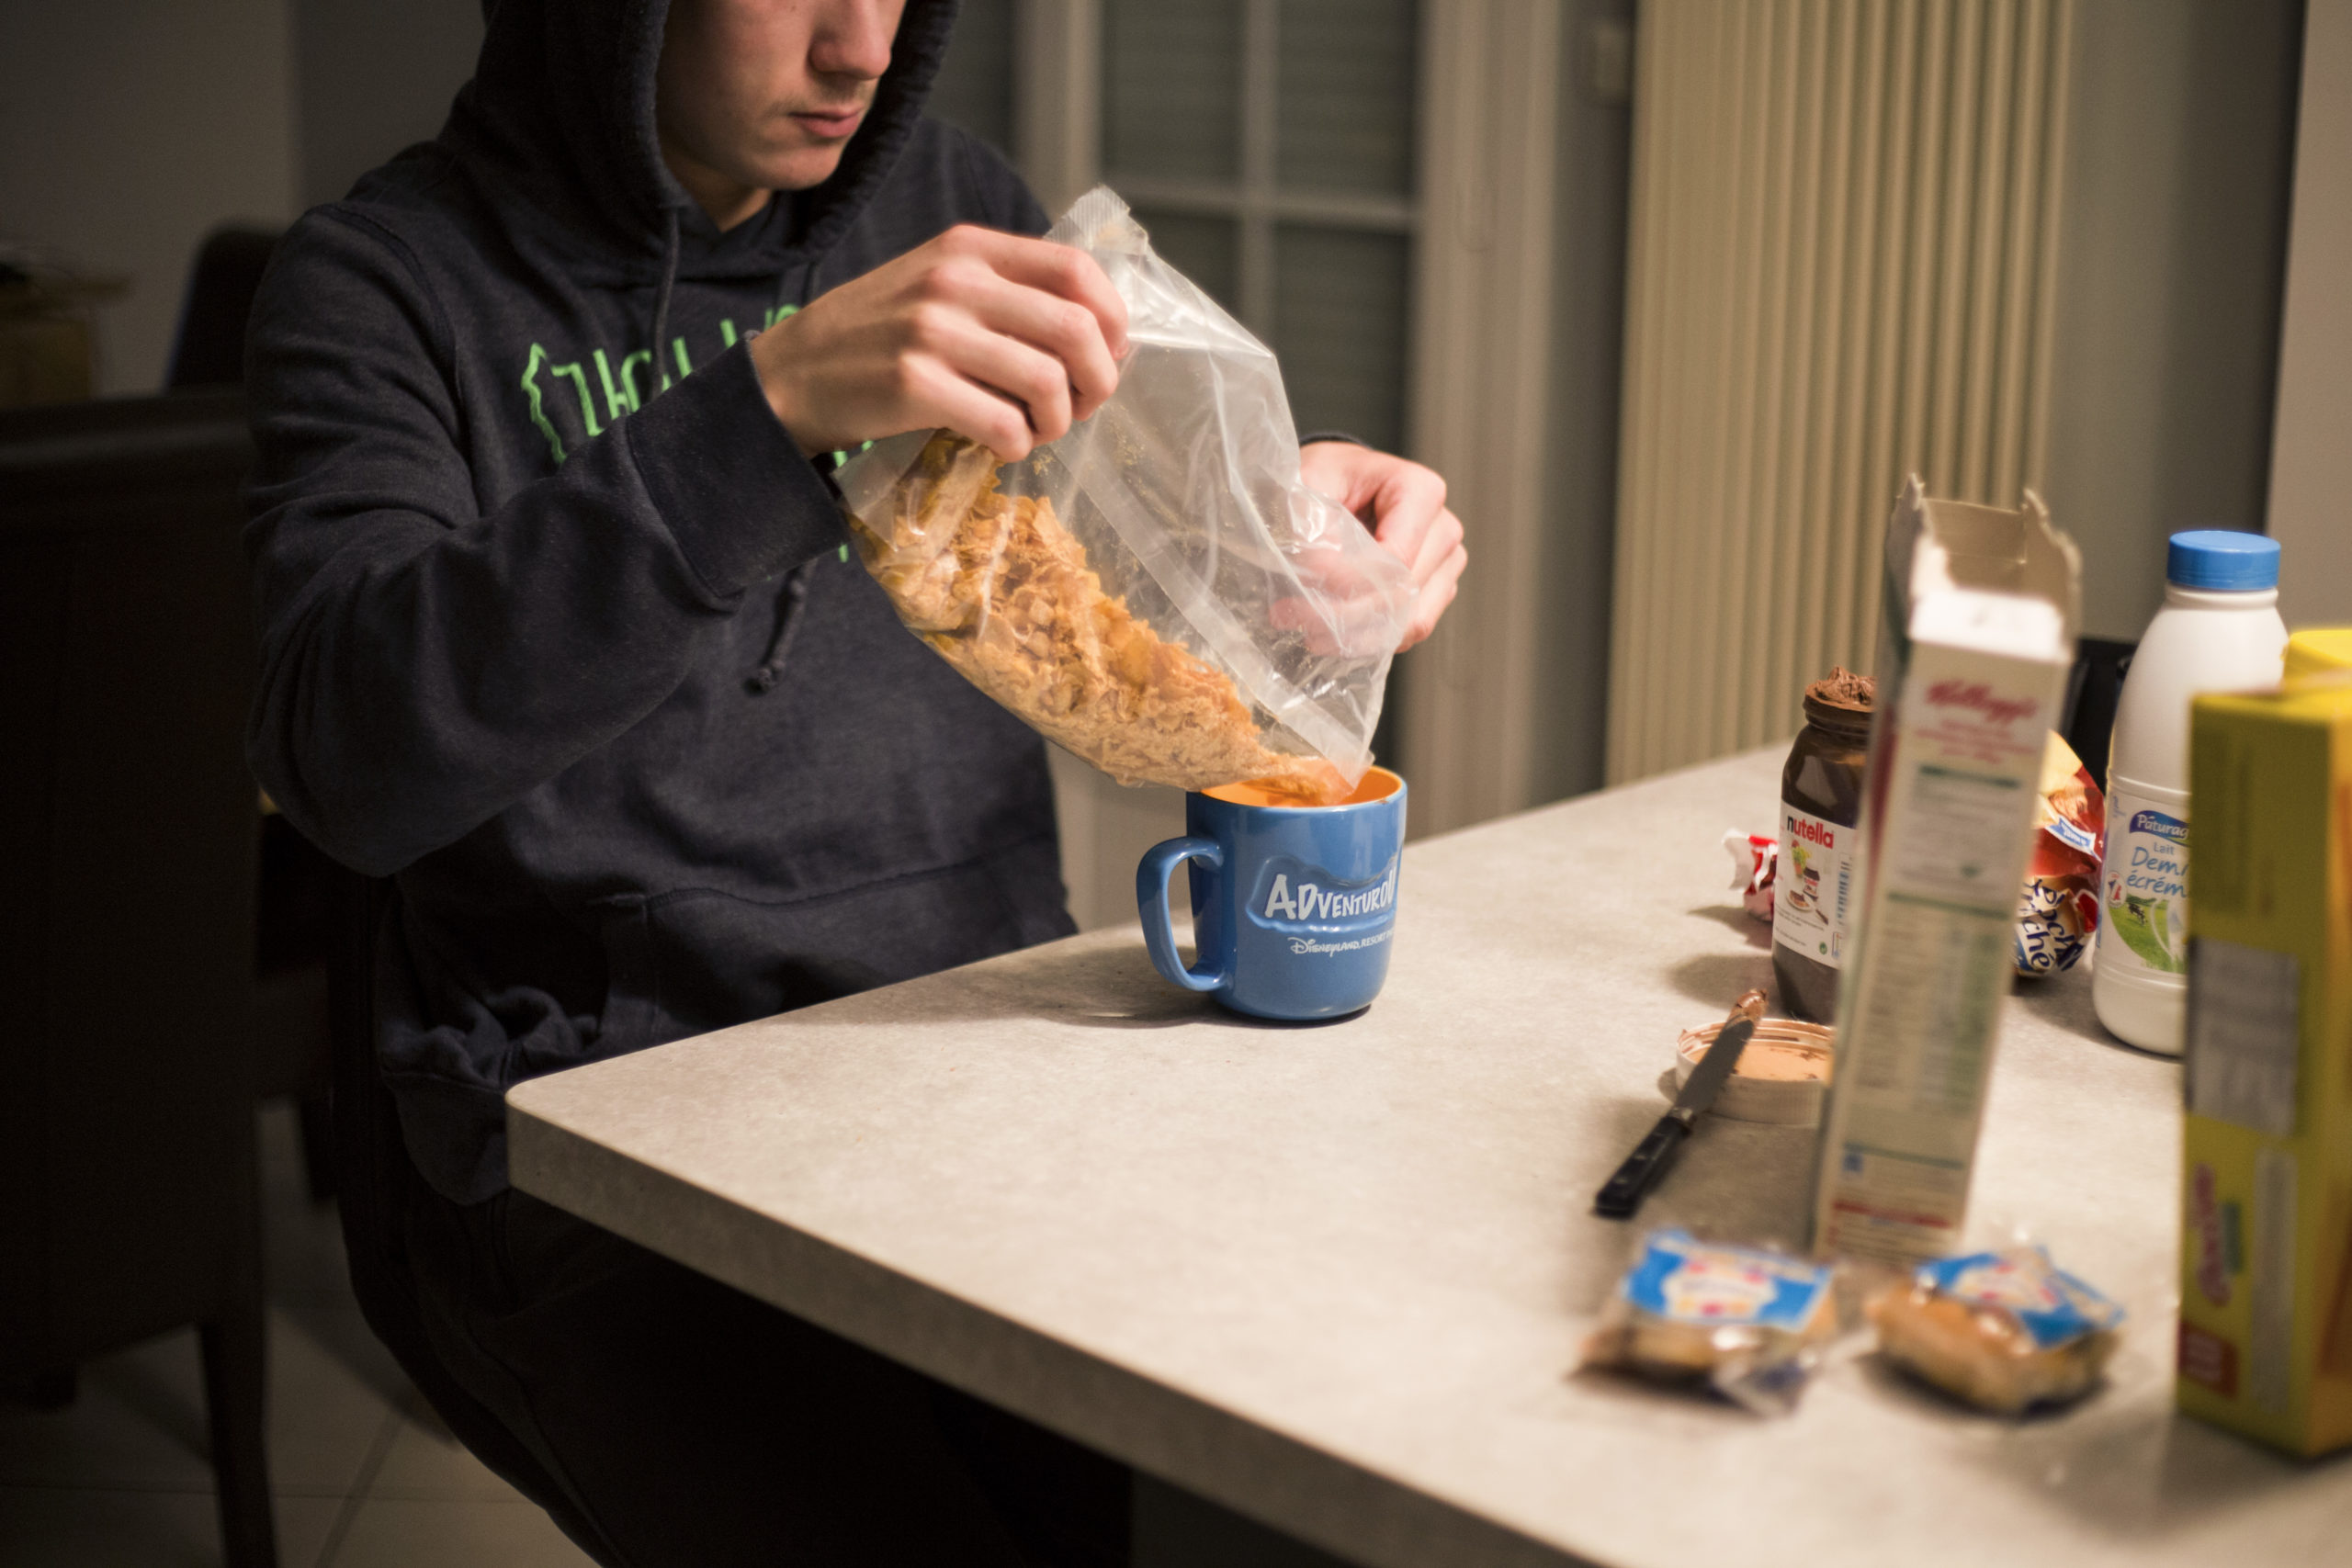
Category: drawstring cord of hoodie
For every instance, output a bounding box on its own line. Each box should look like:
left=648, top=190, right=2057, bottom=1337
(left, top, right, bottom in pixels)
left=744, top=254, right=831, bottom=694
left=650, top=206, right=682, bottom=394
left=746, top=559, right=816, bottom=693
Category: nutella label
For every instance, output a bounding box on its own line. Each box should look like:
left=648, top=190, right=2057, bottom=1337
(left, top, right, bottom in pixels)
left=1775, top=804, right=1856, bottom=968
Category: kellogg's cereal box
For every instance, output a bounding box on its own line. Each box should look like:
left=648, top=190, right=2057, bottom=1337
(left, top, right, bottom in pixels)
left=1810, top=480, right=2079, bottom=1265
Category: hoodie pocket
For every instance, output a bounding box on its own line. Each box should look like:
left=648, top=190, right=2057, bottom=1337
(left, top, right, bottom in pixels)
left=639, top=853, right=1047, bottom=1038
left=584, top=892, right=660, bottom=1055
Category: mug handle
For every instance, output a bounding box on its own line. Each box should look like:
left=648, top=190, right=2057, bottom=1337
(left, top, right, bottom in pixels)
left=1136, top=836, right=1227, bottom=993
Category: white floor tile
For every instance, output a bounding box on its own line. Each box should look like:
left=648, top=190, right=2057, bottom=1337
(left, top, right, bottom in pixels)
left=1, top=1100, right=597, bottom=1567
left=0, top=1483, right=341, bottom=1568
left=0, top=1309, right=402, bottom=1500
left=256, top=1101, right=356, bottom=1307
left=0, top=1331, right=214, bottom=1492
left=266, top=1309, right=404, bottom=1496
left=366, top=1401, right=528, bottom=1504
left=327, top=1495, right=596, bottom=1568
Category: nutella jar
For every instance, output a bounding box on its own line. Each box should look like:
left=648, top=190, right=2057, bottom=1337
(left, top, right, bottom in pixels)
left=1772, top=669, right=1874, bottom=1022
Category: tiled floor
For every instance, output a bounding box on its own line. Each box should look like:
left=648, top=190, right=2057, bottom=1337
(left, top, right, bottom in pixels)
left=0, top=1101, right=594, bottom=1568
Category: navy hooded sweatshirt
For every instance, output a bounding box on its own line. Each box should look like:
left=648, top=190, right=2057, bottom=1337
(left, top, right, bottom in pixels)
left=244, top=0, right=1074, bottom=1204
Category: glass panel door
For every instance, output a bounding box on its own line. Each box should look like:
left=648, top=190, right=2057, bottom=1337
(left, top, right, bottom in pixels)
left=1100, top=0, right=1419, bottom=446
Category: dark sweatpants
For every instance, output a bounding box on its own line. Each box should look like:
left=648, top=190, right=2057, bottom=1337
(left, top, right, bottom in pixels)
left=400, top=1179, right=1130, bottom=1567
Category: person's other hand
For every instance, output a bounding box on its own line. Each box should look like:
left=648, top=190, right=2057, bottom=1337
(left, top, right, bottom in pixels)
left=1298, top=441, right=1465, bottom=650
left=752, top=225, right=1128, bottom=460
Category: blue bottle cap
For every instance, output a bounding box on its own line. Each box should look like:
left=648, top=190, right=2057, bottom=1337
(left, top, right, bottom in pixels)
left=2166, top=530, right=2279, bottom=591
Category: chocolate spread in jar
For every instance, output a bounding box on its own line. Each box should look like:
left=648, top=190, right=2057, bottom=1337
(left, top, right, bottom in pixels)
left=1772, top=668, right=1875, bottom=1022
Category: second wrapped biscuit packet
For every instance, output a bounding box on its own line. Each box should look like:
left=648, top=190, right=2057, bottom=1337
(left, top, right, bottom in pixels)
left=1580, top=1230, right=1842, bottom=1415
left=1867, top=1247, right=2123, bottom=1414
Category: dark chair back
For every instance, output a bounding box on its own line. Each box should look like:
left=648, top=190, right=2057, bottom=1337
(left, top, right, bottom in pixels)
left=166, top=228, right=281, bottom=390
left=2063, top=637, right=2135, bottom=789
left=0, top=389, right=259, bottom=1358
left=0, top=388, right=277, bottom=1564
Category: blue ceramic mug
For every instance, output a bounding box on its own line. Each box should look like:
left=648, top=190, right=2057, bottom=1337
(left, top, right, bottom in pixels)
left=1136, top=768, right=1407, bottom=1020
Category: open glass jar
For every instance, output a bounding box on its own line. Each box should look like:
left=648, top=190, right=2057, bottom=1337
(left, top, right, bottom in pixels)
left=1772, top=670, right=1874, bottom=1022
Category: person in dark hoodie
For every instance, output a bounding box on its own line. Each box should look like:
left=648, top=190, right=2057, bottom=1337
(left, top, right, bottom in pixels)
left=244, top=0, right=1465, bottom=1562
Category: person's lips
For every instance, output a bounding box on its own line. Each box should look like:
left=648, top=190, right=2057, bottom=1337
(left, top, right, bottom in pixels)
left=791, top=105, right=866, bottom=140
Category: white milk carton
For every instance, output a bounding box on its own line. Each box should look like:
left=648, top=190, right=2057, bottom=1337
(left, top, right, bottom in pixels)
left=1809, top=479, right=2081, bottom=1266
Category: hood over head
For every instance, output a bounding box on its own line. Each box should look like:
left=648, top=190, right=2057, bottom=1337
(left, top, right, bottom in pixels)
left=445, top=0, right=961, bottom=273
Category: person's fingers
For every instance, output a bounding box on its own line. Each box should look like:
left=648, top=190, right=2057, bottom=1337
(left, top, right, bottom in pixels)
left=1270, top=592, right=1400, bottom=659
left=1408, top=505, right=1465, bottom=587
left=904, top=358, right=1037, bottom=460
left=915, top=310, right=1075, bottom=445
left=1271, top=543, right=1424, bottom=659
left=1397, top=544, right=1466, bottom=650
left=961, top=272, right=1121, bottom=420
left=1368, top=464, right=1448, bottom=571
left=950, top=228, right=1131, bottom=359
left=1296, top=440, right=1376, bottom=509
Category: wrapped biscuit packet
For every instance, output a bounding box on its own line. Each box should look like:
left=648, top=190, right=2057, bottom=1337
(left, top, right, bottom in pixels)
left=836, top=188, right=1414, bottom=803
left=1579, top=1230, right=1842, bottom=1415
left=1868, top=1247, right=2123, bottom=1414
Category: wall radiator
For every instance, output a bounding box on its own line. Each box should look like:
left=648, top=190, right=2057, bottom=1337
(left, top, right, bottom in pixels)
left=1606, top=0, right=2076, bottom=783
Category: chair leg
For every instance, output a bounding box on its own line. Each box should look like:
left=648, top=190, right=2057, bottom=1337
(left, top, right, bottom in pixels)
left=295, top=1087, right=337, bottom=1202
left=199, top=1302, right=278, bottom=1568
left=28, top=1368, right=78, bottom=1410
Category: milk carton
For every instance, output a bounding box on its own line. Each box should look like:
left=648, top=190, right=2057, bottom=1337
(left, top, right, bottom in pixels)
left=1809, top=479, right=2080, bottom=1266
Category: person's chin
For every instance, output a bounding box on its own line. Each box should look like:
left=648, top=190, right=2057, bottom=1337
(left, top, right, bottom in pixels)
left=765, top=145, right=854, bottom=191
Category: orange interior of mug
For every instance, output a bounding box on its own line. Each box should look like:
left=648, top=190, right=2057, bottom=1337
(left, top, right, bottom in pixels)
left=1204, top=767, right=1402, bottom=809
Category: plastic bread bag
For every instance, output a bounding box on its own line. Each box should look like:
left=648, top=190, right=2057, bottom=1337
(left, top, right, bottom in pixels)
left=2013, top=732, right=2106, bottom=976
left=834, top=187, right=1415, bottom=804
left=1866, top=1246, right=2123, bottom=1414
left=1578, top=1229, right=1843, bottom=1416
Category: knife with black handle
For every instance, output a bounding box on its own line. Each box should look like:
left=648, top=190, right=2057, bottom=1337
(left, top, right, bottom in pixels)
left=1593, top=988, right=1770, bottom=1220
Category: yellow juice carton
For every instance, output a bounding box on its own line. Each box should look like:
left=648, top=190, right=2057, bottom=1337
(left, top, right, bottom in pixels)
left=2177, top=676, right=2352, bottom=1455
left=2285, top=628, right=2352, bottom=682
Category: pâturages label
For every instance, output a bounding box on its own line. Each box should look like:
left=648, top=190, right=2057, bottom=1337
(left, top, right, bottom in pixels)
left=2102, top=785, right=2189, bottom=976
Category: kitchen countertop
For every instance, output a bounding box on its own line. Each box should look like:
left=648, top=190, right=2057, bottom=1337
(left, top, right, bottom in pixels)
left=507, top=746, right=2351, bottom=1568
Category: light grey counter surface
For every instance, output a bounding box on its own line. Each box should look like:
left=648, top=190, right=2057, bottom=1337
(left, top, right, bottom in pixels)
left=506, top=748, right=2349, bottom=1568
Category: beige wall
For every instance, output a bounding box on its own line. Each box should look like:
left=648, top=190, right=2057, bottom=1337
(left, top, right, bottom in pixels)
left=2041, top=0, right=2302, bottom=641
left=2268, top=0, right=2352, bottom=626
left=0, top=0, right=481, bottom=396
left=1529, top=0, right=1634, bottom=806
left=291, top=0, right=481, bottom=209
left=0, top=0, right=299, bottom=393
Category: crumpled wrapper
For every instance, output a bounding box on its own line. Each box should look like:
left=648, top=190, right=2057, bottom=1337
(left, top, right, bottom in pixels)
left=2014, top=732, right=2105, bottom=976
left=1724, top=829, right=1778, bottom=922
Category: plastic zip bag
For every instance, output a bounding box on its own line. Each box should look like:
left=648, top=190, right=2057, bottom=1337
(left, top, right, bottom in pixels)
left=834, top=187, right=1415, bottom=803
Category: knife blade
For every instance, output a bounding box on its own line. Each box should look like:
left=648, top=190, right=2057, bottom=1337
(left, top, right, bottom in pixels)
left=1593, top=987, right=1770, bottom=1220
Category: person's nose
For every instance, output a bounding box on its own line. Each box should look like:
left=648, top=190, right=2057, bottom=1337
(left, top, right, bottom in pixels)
left=809, top=0, right=896, bottom=83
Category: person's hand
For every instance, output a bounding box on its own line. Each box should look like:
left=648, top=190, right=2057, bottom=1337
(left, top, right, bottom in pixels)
left=1298, top=441, right=1465, bottom=650
left=751, top=225, right=1128, bottom=461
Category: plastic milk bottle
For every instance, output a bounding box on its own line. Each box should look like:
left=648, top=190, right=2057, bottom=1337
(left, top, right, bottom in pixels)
left=2093, top=531, right=2287, bottom=1055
